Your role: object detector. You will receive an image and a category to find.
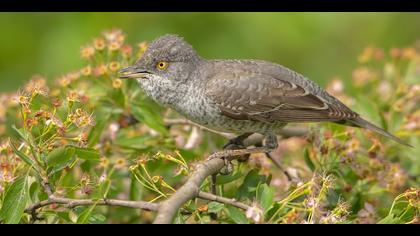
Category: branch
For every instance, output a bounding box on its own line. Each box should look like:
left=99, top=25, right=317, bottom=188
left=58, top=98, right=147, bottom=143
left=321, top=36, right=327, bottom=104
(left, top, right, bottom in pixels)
left=26, top=178, right=159, bottom=220
left=25, top=196, right=158, bottom=215
left=153, top=147, right=269, bottom=224
left=197, top=192, right=250, bottom=211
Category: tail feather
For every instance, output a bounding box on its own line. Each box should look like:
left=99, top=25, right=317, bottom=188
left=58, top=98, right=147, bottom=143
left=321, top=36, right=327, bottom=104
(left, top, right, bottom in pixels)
left=346, top=117, right=412, bottom=147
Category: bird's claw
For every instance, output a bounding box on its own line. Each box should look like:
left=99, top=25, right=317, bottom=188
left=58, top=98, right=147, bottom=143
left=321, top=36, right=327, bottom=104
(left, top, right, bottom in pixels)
left=219, top=158, right=234, bottom=175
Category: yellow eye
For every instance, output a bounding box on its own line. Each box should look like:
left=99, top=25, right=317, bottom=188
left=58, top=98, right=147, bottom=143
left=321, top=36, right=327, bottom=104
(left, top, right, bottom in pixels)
left=156, top=61, right=168, bottom=70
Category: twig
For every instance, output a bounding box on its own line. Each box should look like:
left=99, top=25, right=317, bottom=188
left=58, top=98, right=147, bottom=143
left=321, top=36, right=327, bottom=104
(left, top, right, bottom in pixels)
left=197, top=192, right=250, bottom=211
left=26, top=178, right=158, bottom=220
left=25, top=196, right=158, bottom=214
left=153, top=147, right=269, bottom=224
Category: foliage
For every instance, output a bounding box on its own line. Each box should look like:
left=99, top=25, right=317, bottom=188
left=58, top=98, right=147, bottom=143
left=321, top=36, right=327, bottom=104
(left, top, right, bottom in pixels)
left=0, top=29, right=419, bottom=224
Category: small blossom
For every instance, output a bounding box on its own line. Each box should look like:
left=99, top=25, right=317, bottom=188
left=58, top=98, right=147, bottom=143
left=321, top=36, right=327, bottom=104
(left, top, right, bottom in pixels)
left=99, top=157, right=110, bottom=169
left=80, top=65, right=92, bottom=76
left=94, top=64, right=107, bottom=77
left=24, top=75, right=49, bottom=96
left=137, top=41, right=148, bottom=58
left=67, top=90, right=79, bottom=102
left=246, top=204, right=264, bottom=223
left=57, top=75, right=72, bottom=87
left=73, top=109, right=95, bottom=128
left=108, top=61, right=120, bottom=72
left=108, top=41, right=122, bottom=51
left=112, top=78, right=123, bottom=89
left=93, top=37, right=106, bottom=51
left=357, top=202, right=377, bottom=224
left=98, top=173, right=107, bottom=184
left=77, top=132, right=89, bottom=147
left=352, top=67, right=376, bottom=87
left=51, top=98, right=62, bottom=108
left=373, top=48, right=384, bottom=61
left=326, top=78, right=344, bottom=94
left=108, top=122, right=120, bottom=140
left=80, top=45, right=95, bottom=59
left=138, top=41, right=148, bottom=51
left=197, top=205, right=208, bottom=213
left=103, top=29, right=124, bottom=43
left=390, top=48, right=402, bottom=59
left=0, top=139, right=10, bottom=152
left=402, top=47, right=417, bottom=59
left=305, top=197, right=317, bottom=208
left=115, top=157, right=126, bottom=169
left=358, top=46, right=374, bottom=63
left=17, top=95, right=30, bottom=107
left=121, top=44, right=133, bottom=58
left=25, top=118, right=38, bottom=129
left=68, top=71, right=80, bottom=81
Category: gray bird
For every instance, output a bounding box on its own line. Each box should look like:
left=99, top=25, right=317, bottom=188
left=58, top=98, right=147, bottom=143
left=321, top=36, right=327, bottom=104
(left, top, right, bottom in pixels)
left=119, top=34, right=410, bottom=150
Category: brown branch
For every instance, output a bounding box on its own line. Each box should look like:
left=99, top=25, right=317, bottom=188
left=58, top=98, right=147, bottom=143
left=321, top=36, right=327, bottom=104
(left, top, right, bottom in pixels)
left=25, top=196, right=158, bottom=215
left=153, top=147, right=269, bottom=224
left=197, top=192, right=250, bottom=211
left=26, top=178, right=158, bottom=220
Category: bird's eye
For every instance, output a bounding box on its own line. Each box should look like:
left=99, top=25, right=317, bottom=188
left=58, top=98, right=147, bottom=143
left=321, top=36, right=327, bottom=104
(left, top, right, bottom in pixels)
left=156, top=61, right=168, bottom=70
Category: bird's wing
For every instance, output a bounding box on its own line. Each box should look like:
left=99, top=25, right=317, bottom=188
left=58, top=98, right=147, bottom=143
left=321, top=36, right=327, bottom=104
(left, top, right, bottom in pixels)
left=205, top=69, right=358, bottom=123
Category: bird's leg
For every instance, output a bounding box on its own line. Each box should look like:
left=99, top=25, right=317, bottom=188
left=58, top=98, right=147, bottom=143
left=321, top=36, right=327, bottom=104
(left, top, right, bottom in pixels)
left=223, top=132, right=253, bottom=149
left=264, top=152, right=292, bottom=181
left=218, top=133, right=254, bottom=175
left=263, top=133, right=279, bottom=150
left=262, top=133, right=291, bottom=181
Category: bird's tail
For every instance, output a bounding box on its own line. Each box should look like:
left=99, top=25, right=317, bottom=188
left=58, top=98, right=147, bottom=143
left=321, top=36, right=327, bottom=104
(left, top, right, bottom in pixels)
left=346, top=117, right=412, bottom=147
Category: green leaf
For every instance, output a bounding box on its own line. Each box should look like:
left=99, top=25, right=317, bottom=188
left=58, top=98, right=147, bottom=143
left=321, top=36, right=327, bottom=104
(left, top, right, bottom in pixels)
left=216, top=171, right=242, bottom=185
left=130, top=102, right=168, bottom=136
left=226, top=205, right=249, bottom=224
left=73, top=147, right=100, bottom=161
left=89, top=214, right=107, bottom=224
left=11, top=125, right=29, bottom=142
left=114, top=136, right=151, bottom=150
left=87, top=111, right=110, bottom=148
left=378, top=214, right=403, bottom=224
left=129, top=175, right=142, bottom=201
left=10, top=142, right=36, bottom=168
left=237, top=169, right=269, bottom=200
left=0, top=175, right=30, bottom=224
left=208, top=202, right=225, bottom=213
left=303, top=148, right=315, bottom=171
left=46, top=146, right=76, bottom=173
left=68, top=209, right=78, bottom=223
left=256, top=184, right=274, bottom=214
left=110, top=88, right=126, bottom=108
left=77, top=204, right=98, bottom=224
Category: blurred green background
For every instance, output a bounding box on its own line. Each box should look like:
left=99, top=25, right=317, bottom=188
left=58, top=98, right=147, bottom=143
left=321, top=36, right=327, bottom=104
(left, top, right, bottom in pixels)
left=0, top=12, right=419, bottom=92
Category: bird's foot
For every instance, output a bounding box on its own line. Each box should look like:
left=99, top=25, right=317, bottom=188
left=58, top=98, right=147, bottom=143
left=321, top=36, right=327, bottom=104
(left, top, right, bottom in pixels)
left=263, top=133, right=278, bottom=150
left=222, top=132, right=253, bottom=150
left=218, top=143, right=243, bottom=175
left=211, top=133, right=254, bottom=175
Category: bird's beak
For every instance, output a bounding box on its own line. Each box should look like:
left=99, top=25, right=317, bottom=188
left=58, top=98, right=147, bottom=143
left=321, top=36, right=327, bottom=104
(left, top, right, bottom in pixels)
left=118, top=66, right=150, bottom=79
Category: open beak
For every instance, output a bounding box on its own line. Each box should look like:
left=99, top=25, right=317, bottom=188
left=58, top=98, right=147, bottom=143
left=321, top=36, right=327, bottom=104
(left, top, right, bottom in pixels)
left=118, top=66, right=150, bottom=79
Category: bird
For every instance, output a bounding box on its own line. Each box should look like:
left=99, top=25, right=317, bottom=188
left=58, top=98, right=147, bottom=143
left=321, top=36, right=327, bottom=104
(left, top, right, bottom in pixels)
left=119, top=34, right=411, bottom=152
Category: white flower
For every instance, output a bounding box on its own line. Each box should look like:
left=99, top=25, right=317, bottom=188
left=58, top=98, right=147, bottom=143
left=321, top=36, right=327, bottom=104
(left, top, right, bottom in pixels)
left=98, top=174, right=107, bottom=183
left=246, top=204, right=263, bottom=223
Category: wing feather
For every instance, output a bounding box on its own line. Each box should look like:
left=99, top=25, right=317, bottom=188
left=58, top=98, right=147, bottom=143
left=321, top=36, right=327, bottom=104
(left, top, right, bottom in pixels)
left=205, top=65, right=358, bottom=123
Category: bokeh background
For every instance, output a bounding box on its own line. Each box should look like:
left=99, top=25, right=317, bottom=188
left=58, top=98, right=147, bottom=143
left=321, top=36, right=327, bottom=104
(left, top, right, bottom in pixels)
left=1, top=12, right=420, bottom=92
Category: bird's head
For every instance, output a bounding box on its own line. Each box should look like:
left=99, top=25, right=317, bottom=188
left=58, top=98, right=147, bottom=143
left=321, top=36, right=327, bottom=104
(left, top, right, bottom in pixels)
left=120, top=34, right=201, bottom=83
left=119, top=34, right=202, bottom=106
